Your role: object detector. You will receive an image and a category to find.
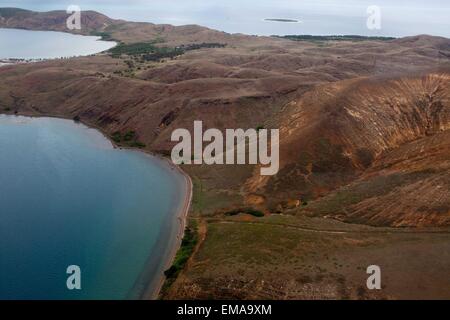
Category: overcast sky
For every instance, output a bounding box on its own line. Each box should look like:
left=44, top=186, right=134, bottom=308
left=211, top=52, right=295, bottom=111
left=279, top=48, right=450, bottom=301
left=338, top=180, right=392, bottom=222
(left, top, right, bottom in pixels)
left=1, top=0, right=449, bottom=37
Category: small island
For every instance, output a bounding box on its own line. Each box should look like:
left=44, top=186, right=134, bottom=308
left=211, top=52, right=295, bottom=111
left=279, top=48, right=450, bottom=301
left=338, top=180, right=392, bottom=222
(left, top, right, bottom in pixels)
left=264, top=18, right=300, bottom=23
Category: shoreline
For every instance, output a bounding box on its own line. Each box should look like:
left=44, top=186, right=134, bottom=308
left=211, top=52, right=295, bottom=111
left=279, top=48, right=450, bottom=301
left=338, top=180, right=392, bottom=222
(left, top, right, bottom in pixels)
left=145, top=161, right=193, bottom=299
left=116, top=144, right=193, bottom=300
left=0, top=27, right=118, bottom=64
left=0, top=112, right=193, bottom=300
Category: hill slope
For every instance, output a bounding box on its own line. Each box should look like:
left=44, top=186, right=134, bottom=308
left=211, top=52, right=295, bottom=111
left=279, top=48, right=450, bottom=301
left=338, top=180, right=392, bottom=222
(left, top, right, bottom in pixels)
left=1, top=7, right=450, bottom=300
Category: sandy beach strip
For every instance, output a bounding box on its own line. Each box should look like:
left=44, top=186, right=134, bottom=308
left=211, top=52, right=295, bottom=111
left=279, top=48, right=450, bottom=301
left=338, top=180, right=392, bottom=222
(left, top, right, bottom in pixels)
left=147, top=162, right=193, bottom=299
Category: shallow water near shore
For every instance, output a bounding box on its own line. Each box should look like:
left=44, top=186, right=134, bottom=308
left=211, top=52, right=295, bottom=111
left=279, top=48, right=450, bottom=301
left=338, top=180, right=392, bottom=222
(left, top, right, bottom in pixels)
left=0, top=115, right=187, bottom=299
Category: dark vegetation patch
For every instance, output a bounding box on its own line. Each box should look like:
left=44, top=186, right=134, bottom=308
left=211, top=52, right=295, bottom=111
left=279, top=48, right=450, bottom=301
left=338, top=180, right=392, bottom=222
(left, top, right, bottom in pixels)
left=111, top=130, right=146, bottom=148
left=356, top=148, right=375, bottom=168
left=162, top=223, right=199, bottom=291
left=90, top=31, right=116, bottom=42
left=109, top=41, right=226, bottom=62
left=278, top=35, right=396, bottom=42
left=111, top=42, right=184, bottom=61
left=160, top=110, right=178, bottom=127
left=224, top=207, right=265, bottom=217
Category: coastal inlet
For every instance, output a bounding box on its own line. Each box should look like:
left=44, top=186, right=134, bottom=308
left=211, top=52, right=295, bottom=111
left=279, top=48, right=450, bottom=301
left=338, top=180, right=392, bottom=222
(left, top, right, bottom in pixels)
left=0, top=115, right=189, bottom=299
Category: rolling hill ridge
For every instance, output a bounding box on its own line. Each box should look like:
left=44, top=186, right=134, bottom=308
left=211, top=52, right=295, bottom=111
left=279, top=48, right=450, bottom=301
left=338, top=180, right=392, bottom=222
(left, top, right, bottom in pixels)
left=1, top=8, right=450, bottom=299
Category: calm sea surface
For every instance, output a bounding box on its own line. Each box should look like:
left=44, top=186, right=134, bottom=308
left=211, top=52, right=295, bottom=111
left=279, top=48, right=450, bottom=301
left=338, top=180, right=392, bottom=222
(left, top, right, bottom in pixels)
left=0, top=28, right=115, bottom=59
left=0, top=0, right=449, bottom=37
left=0, top=116, right=186, bottom=299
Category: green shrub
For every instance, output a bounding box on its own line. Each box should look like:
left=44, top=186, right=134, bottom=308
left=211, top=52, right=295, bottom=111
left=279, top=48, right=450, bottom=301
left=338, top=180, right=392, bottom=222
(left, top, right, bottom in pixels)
left=109, top=42, right=159, bottom=56
left=111, top=131, right=122, bottom=143
left=109, top=41, right=226, bottom=62
left=129, top=141, right=146, bottom=149
left=90, top=31, right=114, bottom=41
left=164, top=227, right=198, bottom=279
left=110, top=130, right=145, bottom=148
left=123, top=130, right=136, bottom=141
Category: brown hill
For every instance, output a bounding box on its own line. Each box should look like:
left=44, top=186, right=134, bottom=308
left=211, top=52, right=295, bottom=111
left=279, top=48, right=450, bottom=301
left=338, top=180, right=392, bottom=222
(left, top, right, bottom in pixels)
left=0, top=7, right=242, bottom=45
left=1, top=9, right=449, bottom=230
left=314, top=129, right=450, bottom=227
left=0, top=7, right=114, bottom=33
left=1, top=8, right=450, bottom=300
left=254, top=73, right=450, bottom=227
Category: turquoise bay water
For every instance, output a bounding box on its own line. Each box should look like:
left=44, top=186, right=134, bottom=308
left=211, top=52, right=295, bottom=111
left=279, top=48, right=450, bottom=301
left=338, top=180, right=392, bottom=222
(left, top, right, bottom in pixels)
left=0, top=115, right=186, bottom=299
left=0, top=28, right=116, bottom=60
